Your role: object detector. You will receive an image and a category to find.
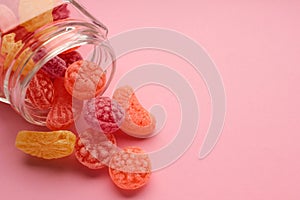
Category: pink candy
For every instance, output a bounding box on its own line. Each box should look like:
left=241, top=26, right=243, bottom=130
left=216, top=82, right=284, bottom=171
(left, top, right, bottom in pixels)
left=83, top=96, right=125, bottom=134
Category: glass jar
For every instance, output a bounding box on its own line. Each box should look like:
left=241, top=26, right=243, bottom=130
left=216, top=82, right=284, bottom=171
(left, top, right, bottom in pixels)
left=0, top=0, right=115, bottom=126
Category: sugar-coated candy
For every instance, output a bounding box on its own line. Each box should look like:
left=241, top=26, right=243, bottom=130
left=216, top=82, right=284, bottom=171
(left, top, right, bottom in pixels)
left=5, top=25, right=32, bottom=42
left=21, top=10, right=53, bottom=32
left=18, top=0, right=54, bottom=32
left=109, top=146, right=151, bottom=190
left=46, top=78, right=75, bottom=130
left=52, top=4, right=70, bottom=21
left=1, top=34, right=24, bottom=70
left=83, top=96, right=125, bottom=134
left=64, top=60, right=106, bottom=100
left=75, top=129, right=118, bottom=169
left=0, top=4, right=18, bottom=32
left=26, top=71, right=54, bottom=109
left=112, top=86, right=156, bottom=138
left=15, top=130, right=76, bottom=159
left=58, top=51, right=82, bottom=67
left=41, top=56, right=67, bottom=79
left=13, top=47, right=35, bottom=76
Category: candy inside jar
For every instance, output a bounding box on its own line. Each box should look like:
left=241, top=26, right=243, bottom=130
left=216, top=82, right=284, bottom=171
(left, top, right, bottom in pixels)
left=0, top=0, right=116, bottom=126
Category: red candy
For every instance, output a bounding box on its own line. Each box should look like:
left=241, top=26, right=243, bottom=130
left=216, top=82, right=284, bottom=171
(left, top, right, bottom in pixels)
left=83, top=96, right=125, bottom=134
left=25, top=71, right=54, bottom=109
left=52, top=4, right=70, bottom=21
left=75, top=129, right=118, bottom=169
left=5, top=25, right=32, bottom=42
left=64, top=60, right=106, bottom=100
left=109, top=146, right=151, bottom=190
left=46, top=78, right=74, bottom=130
left=58, top=51, right=82, bottom=67
left=41, top=56, right=67, bottom=79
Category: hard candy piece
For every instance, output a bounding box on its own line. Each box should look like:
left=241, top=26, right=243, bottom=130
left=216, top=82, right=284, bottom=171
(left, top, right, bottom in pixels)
left=52, top=4, right=70, bottom=21
left=109, top=146, right=151, bottom=190
left=58, top=51, right=82, bottom=67
left=1, top=33, right=24, bottom=70
left=112, top=86, right=156, bottom=138
left=15, top=130, right=76, bottom=159
left=13, top=47, right=35, bottom=76
left=5, top=25, right=32, bottom=42
left=64, top=60, right=106, bottom=100
left=41, top=56, right=67, bottom=78
left=26, top=71, right=54, bottom=109
left=83, top=96, right=125, bottom=134
left=18, top=0, right=54, bottom=32
left=75, top=129, right=118, bottom=169
left=46, top=78, right=75, bottom=130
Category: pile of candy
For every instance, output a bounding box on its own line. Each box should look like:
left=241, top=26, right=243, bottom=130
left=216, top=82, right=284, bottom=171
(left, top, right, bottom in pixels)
left=0, top=3, right=156, bottom=190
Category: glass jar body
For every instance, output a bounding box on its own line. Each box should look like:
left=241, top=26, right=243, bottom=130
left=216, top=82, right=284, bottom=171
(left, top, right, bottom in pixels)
left=0, top=0, right=115, bottom=126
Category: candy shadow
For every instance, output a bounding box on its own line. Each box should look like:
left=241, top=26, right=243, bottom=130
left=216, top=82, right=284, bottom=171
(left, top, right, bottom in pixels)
left=109, top=180, right=150, bottom=198
left=23, top=154, right=107, bottom=178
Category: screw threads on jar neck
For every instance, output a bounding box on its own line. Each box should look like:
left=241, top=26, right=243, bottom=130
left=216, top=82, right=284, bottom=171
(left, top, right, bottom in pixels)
left=5, top=19, right=115, bottom=126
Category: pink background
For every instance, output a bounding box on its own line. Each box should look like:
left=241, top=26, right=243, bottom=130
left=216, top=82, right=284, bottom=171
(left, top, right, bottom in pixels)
left=1, top=0, right=300, bottom=199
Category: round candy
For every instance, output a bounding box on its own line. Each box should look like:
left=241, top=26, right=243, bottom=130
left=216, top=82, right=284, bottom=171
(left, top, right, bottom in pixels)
left=112, top=86, right=156, bottom=138
left=15, top=130, right=76, bottom=159
left=83, top=96, right=125, bottom=134
left=64, top=60, right=106, bottom=100
left=75, top=129, right=118, bottom=169
left=109, top=146, right=151, bottom=190
left=25, top=71, right=54, bottom=109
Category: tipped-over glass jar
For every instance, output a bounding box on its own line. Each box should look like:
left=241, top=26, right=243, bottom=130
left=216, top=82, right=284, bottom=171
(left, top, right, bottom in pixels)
left=0, top=0, right=116, bottom=126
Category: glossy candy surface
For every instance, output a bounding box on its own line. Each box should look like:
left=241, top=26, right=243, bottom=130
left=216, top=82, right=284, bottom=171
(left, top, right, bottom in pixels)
left=83, top=96, right=125, bottom=134
left=46, top=78, right=75, bottom=130
left=26, top=71, right=54, bottom=109
left=75, top=129, right=118, bottom=169
left=58, top=51, right=82, bottom=67
left=113, top=86, right=156, bottom=138
left=109, top=146, right=151, bottom=190
left=15, top=130, right=76, bottom=159
left=64, top=60, right=106, bottom=100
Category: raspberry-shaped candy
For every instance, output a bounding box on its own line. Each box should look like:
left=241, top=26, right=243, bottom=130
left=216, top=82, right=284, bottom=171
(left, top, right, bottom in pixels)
left=109, top=146, right=151, bottom=190
left=41, top=56, right=67, bottom=79
left=64, top=60, right=106, bottom=100
left=84, top=96, right=125, bottom=134
left=58, top=51, right=82, bottom=67
left=75, top=129, right=118, bottom=169
left=26, top=71, right=54, bottom=109
left=52, top=4, right=70, bottom=21
left=15, top=130, right=76, bottom=159
left=112, top=86, right=156, bottom=138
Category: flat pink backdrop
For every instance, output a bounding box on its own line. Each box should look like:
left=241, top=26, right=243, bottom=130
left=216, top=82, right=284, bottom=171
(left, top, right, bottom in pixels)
left=1, top=0, right=300, bottom=199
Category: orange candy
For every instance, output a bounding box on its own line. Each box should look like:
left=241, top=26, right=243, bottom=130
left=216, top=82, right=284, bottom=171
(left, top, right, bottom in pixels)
left=109, top=146, right=151, bottom=190
left=64, top=60, right=106, bottom=100
left=112, top=86, right=156, bottom=138
left=15, top=130, right=76, bottom=159
left=46, top=78, right=77, bottom=130
left=75, top=129, right=117, bottom=169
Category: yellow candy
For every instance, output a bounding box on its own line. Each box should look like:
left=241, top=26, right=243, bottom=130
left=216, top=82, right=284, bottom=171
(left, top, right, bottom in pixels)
left=21, top=10, right=53, bottom=32
left=1, top=33, right=24, bottom=70
left=19, top=0, right=54, bottom=32
left=15, top=130, right=76, bottom=159
left=12, top=47, right=35, bottom=76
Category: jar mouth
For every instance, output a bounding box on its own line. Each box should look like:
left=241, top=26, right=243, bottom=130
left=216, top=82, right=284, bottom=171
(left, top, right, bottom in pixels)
left=7, top=19, right=116, bottom=126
